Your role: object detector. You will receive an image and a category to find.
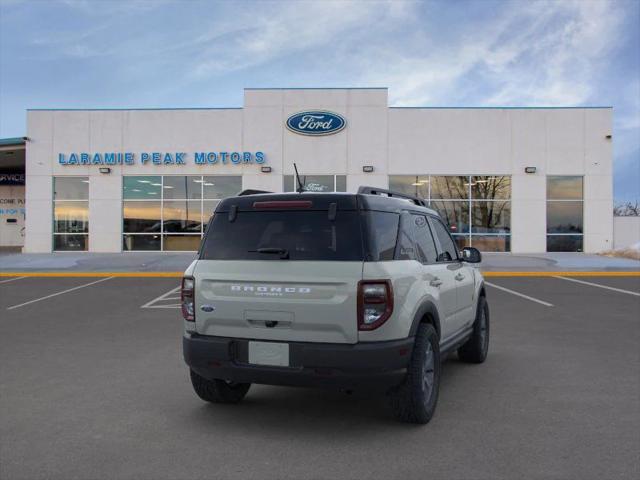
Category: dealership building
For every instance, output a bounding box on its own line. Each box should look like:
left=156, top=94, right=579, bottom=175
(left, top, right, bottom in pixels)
left=0, top=88, right=613, bottom=253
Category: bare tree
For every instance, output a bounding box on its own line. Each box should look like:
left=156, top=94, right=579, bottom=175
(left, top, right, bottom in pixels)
left=613, top=201, right=640, bottom=216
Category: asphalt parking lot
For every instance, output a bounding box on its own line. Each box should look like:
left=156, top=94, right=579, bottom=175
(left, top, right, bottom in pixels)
left=1, top=274, right=639, bottom=480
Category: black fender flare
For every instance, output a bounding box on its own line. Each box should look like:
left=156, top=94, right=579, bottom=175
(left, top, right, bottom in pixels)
left=408, top=300, right=441, bottom=339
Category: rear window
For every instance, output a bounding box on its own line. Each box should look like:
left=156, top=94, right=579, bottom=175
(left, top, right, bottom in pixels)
left=200, top=211, right=363, bottom=261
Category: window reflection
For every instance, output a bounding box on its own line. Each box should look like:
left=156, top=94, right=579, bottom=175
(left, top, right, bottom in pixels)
left=163, top=200, right=202, bottom=233
left=123, top=201, right=161, bottom=232
left=54, top=201, right=89, bottom=233
left=123, top=235, right=160, bottom=251
left=163, top=235, right=202, bottom=251
left=203, top=176, right=242, bottom=199
left=54, top=234, right=87, bottom=251
left=54, top=177, right=89, bottom=200
left=163, top=176, right=202, bottom=200
left=471, top=176, right=511, bottom=200
left=547, top=235, right=583, bottom=252
left=472, top=201, right=510, bottom=234
left=471, top=235, right=510, bottom=252
left=547, top=201, right=583, bottom=233
left=547, top=176, right=583, bottom=200
left=389, top=176, right=429, bottom=199
left=283, top=175, right=345, bottom=192
left=53, top=177, right=89, bottom=251
left=123, top=176, right=161, bottom=199
left=122, top=176, right=241, bottom=251
left=430, top=176, right=469, bottom=199
left=430, top=201, right=469, bottom=235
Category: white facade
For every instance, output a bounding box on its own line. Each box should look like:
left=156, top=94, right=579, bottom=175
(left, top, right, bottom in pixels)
left=24, top=88, right=613, bottom=253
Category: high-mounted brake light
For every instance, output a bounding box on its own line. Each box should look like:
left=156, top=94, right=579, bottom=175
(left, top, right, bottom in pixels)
left=357, top=280, right=394, bottom=331
left=181, top=277, right=195, bottom=322
left=253, top=200, right=313, bottom=209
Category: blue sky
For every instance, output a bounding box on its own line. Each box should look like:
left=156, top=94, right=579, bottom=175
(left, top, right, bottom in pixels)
left=0, top=0, right=638, bottom=202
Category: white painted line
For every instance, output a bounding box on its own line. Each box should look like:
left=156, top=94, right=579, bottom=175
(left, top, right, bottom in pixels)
left=141, top=286, right=181, bottom=309
left=7, top=277, right=114, bottom=310
left=554, top=276, right=640, bottom=297
left=0, top=276, right=26, bottom=284
left=485, top=281, right=554, bottom=307
left=144, top=304, right=182, bottom=309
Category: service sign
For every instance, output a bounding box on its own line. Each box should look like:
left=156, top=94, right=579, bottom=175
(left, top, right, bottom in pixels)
left=0, top=172, right=25, bottom=185
left=286, top=111, right=346, bottom=136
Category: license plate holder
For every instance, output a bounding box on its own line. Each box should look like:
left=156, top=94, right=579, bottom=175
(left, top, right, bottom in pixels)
left=248, top=341, right=290, bottom=367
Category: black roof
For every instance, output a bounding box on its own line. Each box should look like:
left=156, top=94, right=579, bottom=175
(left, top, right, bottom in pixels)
left=216, top=190, right=439, bottom=217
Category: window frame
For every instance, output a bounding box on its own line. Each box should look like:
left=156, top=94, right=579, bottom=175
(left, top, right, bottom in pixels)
left=410, top=213, right=439, bottom=265
left=52, top=176, right=89, bottom=251
left=545, top=175, right=584, bottom=252
left=428, top=216, right=461, bottom=263
left=122, top=175, right=241, bottom=252
left=388, top=174, right=512, bottom=252
left=283, top=174, right=347, bottom=193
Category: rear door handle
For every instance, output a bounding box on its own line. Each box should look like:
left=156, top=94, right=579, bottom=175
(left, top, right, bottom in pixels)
left=429, top=277, right=443, bottom=287
left=455, top=273, right=465, bottom=281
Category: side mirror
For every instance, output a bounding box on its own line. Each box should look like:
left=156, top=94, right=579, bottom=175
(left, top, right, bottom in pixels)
left=461, top=247, right=482, bottom=263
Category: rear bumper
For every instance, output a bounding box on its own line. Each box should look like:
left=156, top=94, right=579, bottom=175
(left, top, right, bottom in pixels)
left=183, top=333, right=414, bottom=390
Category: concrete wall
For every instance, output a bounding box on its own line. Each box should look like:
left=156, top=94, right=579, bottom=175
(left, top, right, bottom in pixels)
left=613, top=216, right=640, bottom=249
left=24, top=89, right=613, bottom=253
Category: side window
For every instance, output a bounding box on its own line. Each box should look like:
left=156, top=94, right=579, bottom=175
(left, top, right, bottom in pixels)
left=365, top=211, right=399, bottom=261
left=395, top=213, right=416, bottom=261
left=430, top=217, right=459, bottom=262
left=412, top=215, right=438, bottom=264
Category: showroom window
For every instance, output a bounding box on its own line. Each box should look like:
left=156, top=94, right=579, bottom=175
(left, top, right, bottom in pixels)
left=388, top=175, right=511, bottom=252
left=122, top=175, right=241, bottom=251
left=53, top=177, right=89, bottom=251
left=283, top=175, right=347, bottom=193
left=546, top=176, right=583, bottom=252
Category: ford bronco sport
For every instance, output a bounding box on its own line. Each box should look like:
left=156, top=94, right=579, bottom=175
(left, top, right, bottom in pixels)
left=182, top=186, right=489, bottom=424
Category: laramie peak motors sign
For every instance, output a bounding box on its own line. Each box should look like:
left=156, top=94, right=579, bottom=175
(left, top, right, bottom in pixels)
left=286, top=111, right=346, bottom=136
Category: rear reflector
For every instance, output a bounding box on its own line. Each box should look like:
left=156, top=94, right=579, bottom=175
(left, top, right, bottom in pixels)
left=253, top=200, right=313, bottom=209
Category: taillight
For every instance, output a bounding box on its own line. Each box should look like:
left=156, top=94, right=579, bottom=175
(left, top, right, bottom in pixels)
left=357, top=280, right=393, bottom=331
left=181, top=277, right=195, bottom=321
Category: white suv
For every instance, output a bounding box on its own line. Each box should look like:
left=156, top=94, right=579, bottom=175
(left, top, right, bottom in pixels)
left=182, top=187, right=489, bottom=424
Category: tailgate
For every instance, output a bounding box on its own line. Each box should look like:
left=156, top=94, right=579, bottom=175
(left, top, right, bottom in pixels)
left=194, top=260, right=362, bottom=344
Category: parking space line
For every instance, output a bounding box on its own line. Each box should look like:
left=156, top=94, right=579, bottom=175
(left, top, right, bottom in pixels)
left=0, top=276, right=26, bottom=284
left=554, top=276, right=640, bottom=297
left=141, top=286, right=181, bottom=309
left=6, top=277, right=114, bottom=310
left=485, top=281, right=554, bottom=307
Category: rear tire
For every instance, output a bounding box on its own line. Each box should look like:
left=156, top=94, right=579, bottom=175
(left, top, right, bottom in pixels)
left=458, top=295, right=490, bottom=364
left=189, top=369, right=251, bottom=404
left=389, top=323, right=441, bottom=424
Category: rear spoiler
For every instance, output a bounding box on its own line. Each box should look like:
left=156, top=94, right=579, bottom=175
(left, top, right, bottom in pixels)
left=237, top=189, right=273, bottom=196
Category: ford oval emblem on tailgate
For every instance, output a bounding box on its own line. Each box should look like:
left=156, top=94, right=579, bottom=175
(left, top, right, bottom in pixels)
left=200, top=305, right=215, bottom=312
left=286, top=110, right=346, bottom=136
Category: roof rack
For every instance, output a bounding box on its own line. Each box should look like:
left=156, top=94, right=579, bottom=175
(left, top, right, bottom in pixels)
left=357, top=186, right=428, bottom=207
left=237, top=189, right=273, bottom=196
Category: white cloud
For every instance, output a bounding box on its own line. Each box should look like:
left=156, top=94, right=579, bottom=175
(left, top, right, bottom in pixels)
left=189, top=1, right=412, bottom=79
left=354, top=0, right=624, bottom=107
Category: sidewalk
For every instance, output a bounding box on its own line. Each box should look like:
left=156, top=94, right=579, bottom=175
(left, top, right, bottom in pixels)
left=0, top=251, right=638, bottom=274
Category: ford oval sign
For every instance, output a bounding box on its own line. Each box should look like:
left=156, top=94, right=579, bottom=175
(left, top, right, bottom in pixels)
left=286, top=111, right=346, bottom=136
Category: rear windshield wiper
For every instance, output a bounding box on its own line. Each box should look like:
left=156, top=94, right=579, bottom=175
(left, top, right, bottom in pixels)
left=249, top=247, right=290, bottom=259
